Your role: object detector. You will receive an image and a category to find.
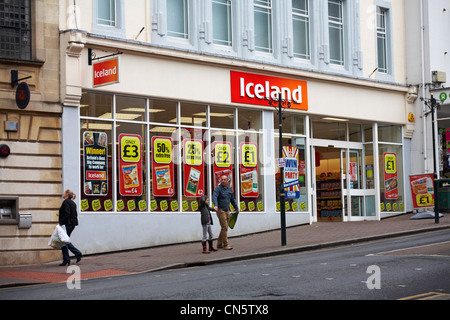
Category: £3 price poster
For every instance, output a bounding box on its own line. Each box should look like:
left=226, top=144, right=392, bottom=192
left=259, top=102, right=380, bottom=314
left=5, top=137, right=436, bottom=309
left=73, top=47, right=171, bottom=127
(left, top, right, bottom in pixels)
left=184, top=139, right=205, bottom=197
left=240, top=143, right=259, bottom=198
left=152, top=136, right=175, bottom=197
left=119, top=134, right=143, bottom=196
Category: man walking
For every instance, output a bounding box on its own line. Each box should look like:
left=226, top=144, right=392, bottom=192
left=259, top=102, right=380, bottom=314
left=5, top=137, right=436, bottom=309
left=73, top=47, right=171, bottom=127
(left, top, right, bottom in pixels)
left=212, top=175, right=239, bottom=250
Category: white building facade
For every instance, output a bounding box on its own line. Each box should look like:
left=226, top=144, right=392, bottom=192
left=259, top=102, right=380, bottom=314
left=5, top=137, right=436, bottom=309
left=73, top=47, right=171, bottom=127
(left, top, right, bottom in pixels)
left=59, top=0, right=416, bottom=256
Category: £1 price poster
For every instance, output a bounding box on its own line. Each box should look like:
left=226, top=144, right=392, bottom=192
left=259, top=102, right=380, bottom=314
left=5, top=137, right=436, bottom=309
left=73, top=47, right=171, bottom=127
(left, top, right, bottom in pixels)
left=183, top=139, right=205, bottom=197
left=119, top=134, right=143, bottom=196
left=152, top=136, right=175, bottom=197
left=240, top=143, right=259, bottom=198
left=213, top=142, right=233, bottom=189
left=384, top=153, right=398, bottom=199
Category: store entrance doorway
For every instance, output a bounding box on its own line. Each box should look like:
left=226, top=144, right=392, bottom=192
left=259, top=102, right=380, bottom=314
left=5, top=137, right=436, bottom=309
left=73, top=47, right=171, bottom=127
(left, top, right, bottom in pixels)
left=312, top=143, right=368, bottom=222
left=314, top=147, right=344, bottom=221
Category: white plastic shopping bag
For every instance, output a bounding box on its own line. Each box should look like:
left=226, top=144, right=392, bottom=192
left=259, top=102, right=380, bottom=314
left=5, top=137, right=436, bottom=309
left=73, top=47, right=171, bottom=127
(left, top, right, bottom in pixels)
left=48, top=225, right=71, bottom=249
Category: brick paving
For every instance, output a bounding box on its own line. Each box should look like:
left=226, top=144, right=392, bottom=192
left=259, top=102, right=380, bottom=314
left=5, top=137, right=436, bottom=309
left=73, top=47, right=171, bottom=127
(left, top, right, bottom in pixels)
left=1, top=213, right=449, bottom=288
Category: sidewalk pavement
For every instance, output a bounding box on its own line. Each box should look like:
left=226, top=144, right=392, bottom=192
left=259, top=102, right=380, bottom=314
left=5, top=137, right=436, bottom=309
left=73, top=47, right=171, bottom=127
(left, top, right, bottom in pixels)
left=1, top=213, right=449, bottom=288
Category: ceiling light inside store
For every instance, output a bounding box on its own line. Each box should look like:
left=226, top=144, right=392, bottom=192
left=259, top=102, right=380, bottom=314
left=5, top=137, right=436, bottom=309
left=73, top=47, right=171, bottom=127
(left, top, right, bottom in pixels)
left=150, top=126, right=177, bottom=133
left=193, top=112, right=234, bottom=118
left=322, top=117, right=349, bottom=122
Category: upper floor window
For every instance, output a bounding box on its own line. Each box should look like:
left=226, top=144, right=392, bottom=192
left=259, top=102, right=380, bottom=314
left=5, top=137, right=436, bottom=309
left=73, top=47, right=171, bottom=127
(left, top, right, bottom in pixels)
left=254, top=0, right=272, bottom=53
left=376, top=7, right=388, bottom=73
left=212, top=0, right=232, bottom=46
left=167, top=0, right=189, bottom=39
left=0, top=0, right=32, bottom=60
left=97, top=0, right=116, bottom=26
left=292, top=0, right=310, bottom=60
left=328, top=0, right=344, bottom=66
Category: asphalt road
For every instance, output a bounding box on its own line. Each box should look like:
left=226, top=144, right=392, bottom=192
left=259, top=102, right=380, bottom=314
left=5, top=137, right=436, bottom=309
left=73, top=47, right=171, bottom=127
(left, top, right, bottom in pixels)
left=1, top=230, right=449, bottom=302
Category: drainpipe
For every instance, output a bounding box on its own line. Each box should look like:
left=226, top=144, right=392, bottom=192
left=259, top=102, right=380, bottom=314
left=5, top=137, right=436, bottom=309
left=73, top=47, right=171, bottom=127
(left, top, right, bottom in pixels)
left=420, top=0, right=428, bottom=173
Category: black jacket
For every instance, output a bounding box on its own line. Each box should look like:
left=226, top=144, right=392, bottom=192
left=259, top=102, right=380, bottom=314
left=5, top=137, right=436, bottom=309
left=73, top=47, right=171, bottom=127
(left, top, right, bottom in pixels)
left=58, top=199, right=78, bottom=226
left=199, top=195, right=214, bottom=225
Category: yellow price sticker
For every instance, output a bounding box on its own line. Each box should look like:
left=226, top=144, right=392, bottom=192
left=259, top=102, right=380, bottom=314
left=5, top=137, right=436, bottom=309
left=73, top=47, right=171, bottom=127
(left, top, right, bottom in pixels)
left=416, top=194, right=433, bottom=207
left=215, top=143, right=232, bottom=168
left=153, top=138, right=172, bottom=164
left=92, top=199, right=101, bottom=212
left=241, top=144, right=257, bottom=167
left=121, top=135, right=141, bottom=163
left=384, top=154, right=397, bottom=174
left=185, top=140, right=203, bottom=166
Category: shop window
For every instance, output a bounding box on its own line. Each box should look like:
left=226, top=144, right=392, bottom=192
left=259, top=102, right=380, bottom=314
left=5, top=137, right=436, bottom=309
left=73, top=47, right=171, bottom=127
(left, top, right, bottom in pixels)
left=363, top=124, right=373, bottom=142
left=115, top=123, right=147, bottom=212
left=312, top=120, right=346, bottom=141
left=80, top=120, right=113, bottom=212
left=274, top=136, right=308, bottom=212
left=237, top=109, right=262, bottom=131
left=181, top=128, right=208, bottom=212
left=210, top=106, right=235, bottom=129
left=149, top=99, right=177, bottom=124
left=349, top=123, right=362, bottom=142
left=211, top=130, right=237, bottom=207
left=364, top=144, right=374, bottom=189
left=180, top=103, right=207, bottom=127
left=149, top=125, right=179, bottom=212
left=80, top=92, right=113, bottom=119
left=116, top=95, right=146, bottom=122
left=378, top=124, right=402, bottom=143
left=239, top=131, right=264, bottom=212
left=379, top=144, right=404, bottom=213
left=274, top=113, right=305, bottom=135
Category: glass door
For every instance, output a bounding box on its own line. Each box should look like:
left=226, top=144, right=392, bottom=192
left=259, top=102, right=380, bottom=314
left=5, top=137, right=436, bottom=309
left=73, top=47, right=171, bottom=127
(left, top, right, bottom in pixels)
left=341, top=148, right=369, bottom=220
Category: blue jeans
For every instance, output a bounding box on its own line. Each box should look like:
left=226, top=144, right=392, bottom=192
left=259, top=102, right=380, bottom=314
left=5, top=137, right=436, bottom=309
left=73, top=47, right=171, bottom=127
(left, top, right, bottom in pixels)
left=61, top=225, right=82, bottom=263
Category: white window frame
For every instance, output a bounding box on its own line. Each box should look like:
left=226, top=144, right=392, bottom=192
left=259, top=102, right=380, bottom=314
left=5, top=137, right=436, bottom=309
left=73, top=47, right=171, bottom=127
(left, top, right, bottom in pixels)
left=327, top=0, right=344, bottom=66
left=254, top=0, right=273, bottom=53
left=292, top=0, right=311, bottom=60
left=93, top=0, right=126, bottom=38
left=212, top=0, right=233, bottom=46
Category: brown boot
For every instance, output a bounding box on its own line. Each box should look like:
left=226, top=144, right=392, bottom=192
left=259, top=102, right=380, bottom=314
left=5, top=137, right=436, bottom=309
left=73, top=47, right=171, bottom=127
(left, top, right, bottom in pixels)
left=202, top=241, right=210, bottom=254
left=208, top=240, right=218, bottom=252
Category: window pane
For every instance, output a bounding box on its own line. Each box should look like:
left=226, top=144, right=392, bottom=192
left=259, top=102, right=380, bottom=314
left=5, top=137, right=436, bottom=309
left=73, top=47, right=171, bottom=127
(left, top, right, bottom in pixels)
left=80, top=120, right=113, bottom=212
left=167, top=0, right=188, bottom=38
left=98, top=0, right=116, bottom=26
left=180, top=103, right=207, bottom=127
left=292, top=0, right=309, bottom=59
left=328, top=0, right=344, bottom=65
left=210, top=106, right=235, bottom=129
left=213, top=0, right=232, bottom=46
left=238, top=109, right=262, bottom=131
left=0, top=0, right=32, bottom=59
left=275, top=113, right=305, bottom=135
left=329, top=24, right=344, bottom=65
left=378, top=124, right=402, bottom=143
left=379, top=144, right=404, bottom=212
left=149, top=99, right=177, bottom=124
left=116, top=123, right=147, bottom=212
left=80, top=92, right=113, bottom=118
left=312, top=120, right=346, bottom=141
left=116, top=95, right=146, bottom=122
left=293, top=15, right=310, bottom=59
left=254, top=0, right=272, bottom=53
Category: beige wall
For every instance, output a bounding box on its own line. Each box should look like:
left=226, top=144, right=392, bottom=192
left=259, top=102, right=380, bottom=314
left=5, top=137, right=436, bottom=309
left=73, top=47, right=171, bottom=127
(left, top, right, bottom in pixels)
left=0, top=0, right=62, bottom=265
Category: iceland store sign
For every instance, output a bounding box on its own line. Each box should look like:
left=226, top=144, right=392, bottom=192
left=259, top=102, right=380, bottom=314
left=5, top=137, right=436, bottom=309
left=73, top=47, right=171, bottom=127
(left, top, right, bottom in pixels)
left=230, top=71, right=308, bottom=110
